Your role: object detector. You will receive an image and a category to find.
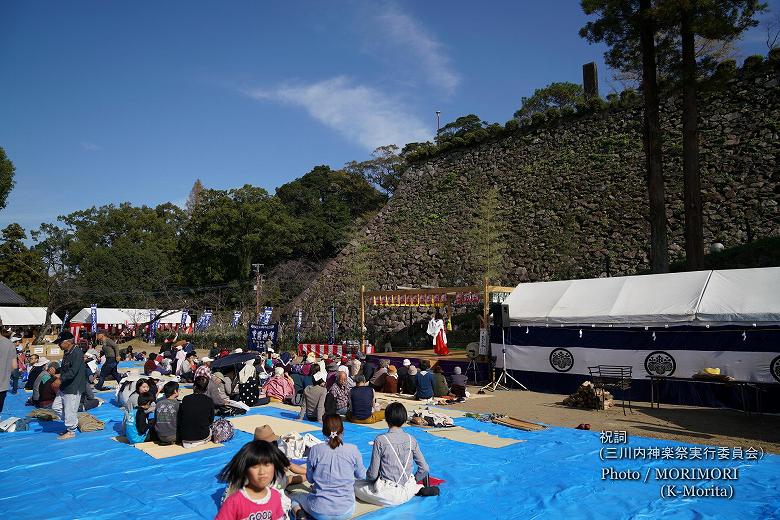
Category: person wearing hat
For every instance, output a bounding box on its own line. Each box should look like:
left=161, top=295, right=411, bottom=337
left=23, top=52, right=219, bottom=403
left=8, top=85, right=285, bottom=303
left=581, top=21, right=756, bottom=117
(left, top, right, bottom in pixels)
left=95, top=329, right=122, bottom=391
left=195, top=356, right=213, bottom=380
left=0, top=326, right=18, bottom=413
left=382, top=365, right=399, bottom=394
left=51, top=331, right=87, bottom=440
left=297, top=367, right=328, bottom=423
left=252, top=425, right=307, bottom=489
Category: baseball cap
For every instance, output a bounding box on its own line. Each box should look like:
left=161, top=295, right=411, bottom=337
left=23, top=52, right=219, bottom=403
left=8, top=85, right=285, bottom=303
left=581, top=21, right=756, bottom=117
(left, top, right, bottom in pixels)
left=53, top=331, right=75, bottom=344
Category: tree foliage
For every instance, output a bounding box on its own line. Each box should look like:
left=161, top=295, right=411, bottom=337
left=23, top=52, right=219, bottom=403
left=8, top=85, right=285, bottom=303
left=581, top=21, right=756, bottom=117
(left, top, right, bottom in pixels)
left=0, top=147, right=16, bottom=212
left=514, top=82, right=584, bottom=122
left=0, top=224, right=46, bottom=304
left=343, top=145, right=405, bottom=197
left=465, top=187, right=509, bottom=283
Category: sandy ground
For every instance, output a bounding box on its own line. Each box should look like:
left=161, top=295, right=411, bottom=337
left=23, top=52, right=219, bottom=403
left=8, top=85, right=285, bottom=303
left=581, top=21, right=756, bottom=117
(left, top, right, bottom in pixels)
left=449, top=387, right=780, bottom=454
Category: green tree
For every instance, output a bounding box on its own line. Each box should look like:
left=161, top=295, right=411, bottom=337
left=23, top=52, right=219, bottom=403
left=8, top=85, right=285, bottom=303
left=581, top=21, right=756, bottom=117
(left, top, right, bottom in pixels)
left=0, top=224, right=47, bottom=304
left=465, top=187, right=509, bottom=283
left=343, top=145, right=405, bottom=197
left=435, top=114, right=487, bottom=144
left=186, top=179, right=204, bottom=214
left=180, top=185, right=295, bottom=288
left=513, top=82, right=584, bottom=122
left=276, top=165, right=385, bottom=259
left=0, top=147, right=15, bottom=211
left=581, top=0, right=670, bottom=273
left=669, top=0, right=764, bottom=269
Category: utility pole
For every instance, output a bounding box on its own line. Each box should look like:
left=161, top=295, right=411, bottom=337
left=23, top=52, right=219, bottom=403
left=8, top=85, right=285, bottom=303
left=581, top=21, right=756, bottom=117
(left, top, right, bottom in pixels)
left=252, top=263, right=264, bottom=322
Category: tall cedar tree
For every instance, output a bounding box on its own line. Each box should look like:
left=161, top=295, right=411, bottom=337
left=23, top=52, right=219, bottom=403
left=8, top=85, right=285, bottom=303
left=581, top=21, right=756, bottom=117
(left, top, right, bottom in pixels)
left=581, top=0, right=670, bottom=272
left=665, top=0, right=764, bottom=268
left=0, top=147, right=15, bottom=211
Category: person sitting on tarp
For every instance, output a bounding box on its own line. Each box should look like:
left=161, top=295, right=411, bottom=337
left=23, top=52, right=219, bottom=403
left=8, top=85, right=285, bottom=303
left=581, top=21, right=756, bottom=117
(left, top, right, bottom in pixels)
left=289, top=415, right=366, bottom=520
left=450, top=366, right=468, bottom=399
left=264, top=367, right=295, bottom=402
left=36, top=363, right=60, bottom=408
left=298, top=369, right=328, bottom=423
left=431, top=365, right=450, bottom=398
left=349, top=358, right=362, bottom=381
left=347, top=375, right=385, bottom=424
left=25, top=354, right=43, bottom=391
left=124, top=392, right=155, bottom=444
left=354, top=402, right=438, bottom=506
left=178, top=376, right=215, bottom=448
left=208, top=371, right=249, bottom=415
left=143, top=352, right=158, bottom=376
left=155, top=381, right=180, bottom=445
left=382, top=365, right=399, bottom=393
left=403, top=365, right=418, bottom=396
left=329, top=369, right=353, bottom=415
left=415, top=361, right=435, bottom=400
left=180, top=352, right=198, bottom=382
left=370, top=359, right=390, bottom=391
left=158, top=357, right=173, bottom=376
left=125, top=378, right=155, bottom=413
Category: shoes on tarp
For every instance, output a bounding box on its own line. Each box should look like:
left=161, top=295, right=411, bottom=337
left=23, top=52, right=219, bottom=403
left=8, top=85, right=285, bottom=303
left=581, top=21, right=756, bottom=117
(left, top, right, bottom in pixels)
left=575, top=423, right=591, bottom=430
left=57, top=432, right=76, bottom=441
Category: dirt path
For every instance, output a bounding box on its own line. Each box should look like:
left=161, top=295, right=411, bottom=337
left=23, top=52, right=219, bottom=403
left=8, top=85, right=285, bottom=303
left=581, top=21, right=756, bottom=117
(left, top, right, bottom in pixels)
left=448, top=388, right=780, bottom=454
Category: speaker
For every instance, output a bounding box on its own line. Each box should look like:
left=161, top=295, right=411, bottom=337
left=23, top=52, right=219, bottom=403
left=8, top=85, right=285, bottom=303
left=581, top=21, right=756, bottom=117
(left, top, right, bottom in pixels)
left=490, top=303, right=510, bottom=327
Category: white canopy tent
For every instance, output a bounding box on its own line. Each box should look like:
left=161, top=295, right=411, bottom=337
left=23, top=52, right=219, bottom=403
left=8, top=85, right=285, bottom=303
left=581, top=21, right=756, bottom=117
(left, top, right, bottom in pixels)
left=0, top=307, right=62, bottom=326
left=505, top=267, right=780, bottom=327
left=120, top=309, right=192, bottom=326
left=70, top=307, right=133, bottom=325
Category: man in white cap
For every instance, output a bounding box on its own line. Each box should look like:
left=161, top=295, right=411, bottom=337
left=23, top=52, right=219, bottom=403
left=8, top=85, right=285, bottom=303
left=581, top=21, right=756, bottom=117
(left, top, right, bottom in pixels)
left=297, top=368, right=328, bottom=422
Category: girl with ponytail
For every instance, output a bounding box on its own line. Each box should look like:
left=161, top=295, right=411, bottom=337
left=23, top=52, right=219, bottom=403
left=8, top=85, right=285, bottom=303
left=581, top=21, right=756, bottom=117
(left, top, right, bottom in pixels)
left=289, top=414, right=366, bottom=520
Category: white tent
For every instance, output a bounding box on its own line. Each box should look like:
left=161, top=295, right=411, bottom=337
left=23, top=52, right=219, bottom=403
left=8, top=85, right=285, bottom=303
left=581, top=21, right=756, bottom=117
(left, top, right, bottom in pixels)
left=506, top=267, right=780, bottom=327
left=119, top=309, right=191, bottom=326
left=0, top=307, right=62, bottom=326
left=70, top=307, right=133, bottom=325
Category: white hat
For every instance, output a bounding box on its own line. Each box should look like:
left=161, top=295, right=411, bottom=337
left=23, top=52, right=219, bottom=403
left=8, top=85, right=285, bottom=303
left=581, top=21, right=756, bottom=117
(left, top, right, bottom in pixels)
left=274, top=367, right=284, bottom=376
left=267, top=347, right=275, bottom=353
left=403, top=359, right=411, bottom=366
left=337, top=365, right=349, bottom=374
left=149, top=371, right=162, bottom=379
left=201, top=356, right=213, bottom=362
left=234, top=348, right=243, bottom=353
left=313, top=371, right=326, bottom=382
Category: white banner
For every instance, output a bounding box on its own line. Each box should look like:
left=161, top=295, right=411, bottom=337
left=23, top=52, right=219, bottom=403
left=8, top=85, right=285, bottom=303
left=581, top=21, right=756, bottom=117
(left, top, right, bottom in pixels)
left=494, top=343, right=779, bottom=383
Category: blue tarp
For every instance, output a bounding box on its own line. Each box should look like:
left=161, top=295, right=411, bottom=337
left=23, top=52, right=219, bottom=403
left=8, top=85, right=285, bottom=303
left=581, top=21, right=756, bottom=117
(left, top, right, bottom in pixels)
left=1, top=385, right=778, bottom=519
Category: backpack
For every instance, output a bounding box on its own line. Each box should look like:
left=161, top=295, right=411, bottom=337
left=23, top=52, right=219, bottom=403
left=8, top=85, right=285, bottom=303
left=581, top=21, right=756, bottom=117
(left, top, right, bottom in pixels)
left=211, top=418, right=234, bottom=443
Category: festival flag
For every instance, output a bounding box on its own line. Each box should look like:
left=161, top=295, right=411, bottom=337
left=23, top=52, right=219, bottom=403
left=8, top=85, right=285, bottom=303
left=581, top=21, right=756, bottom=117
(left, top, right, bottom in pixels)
left=328, top=304, right=336, bottom=344
left=258, top=307, right=273, bottom=325
left=294, top=309, right=303, bottom=345
left=180, top=308, right=188, bottom=329
left=60, top=310, right=69, bottom=333
left=231, top=310, right=242, bottom=327
left=90, top=304, right=98, bottom=333
left=149, top=309, right=159, bottom=343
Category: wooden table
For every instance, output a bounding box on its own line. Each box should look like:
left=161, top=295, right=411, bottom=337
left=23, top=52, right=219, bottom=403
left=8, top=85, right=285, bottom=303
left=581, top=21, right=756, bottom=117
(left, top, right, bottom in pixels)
left=646, top=375, right=768, bottom=415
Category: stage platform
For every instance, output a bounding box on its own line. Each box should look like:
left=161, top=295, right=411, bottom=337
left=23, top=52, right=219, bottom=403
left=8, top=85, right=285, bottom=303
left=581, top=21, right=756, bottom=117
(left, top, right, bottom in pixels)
left=366, top=349, right=491, bottom=383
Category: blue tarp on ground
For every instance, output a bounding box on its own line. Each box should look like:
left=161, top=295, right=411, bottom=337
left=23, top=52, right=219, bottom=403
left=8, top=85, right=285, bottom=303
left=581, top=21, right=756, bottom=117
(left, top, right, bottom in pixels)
left=1, top=386, right=779, bottom=519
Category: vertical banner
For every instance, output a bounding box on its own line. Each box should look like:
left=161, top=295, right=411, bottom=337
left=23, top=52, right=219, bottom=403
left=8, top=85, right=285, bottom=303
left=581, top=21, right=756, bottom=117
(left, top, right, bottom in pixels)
left=60, top=310, right=70, bottom=333
left=328, top=304, right=336, bottom=344
left=231, top=310, right=242, bottom=327
left=247, top=323, right=278, bottom=351
left=180, top=308, right=188, bottom=330
left=90, top=304, right=98, bottom=333
left=149, top=309, right=159, bottom=343
left=258, top=306, right=273, bottom=325
left=479, top=328, right=490, bottom=355
left=195, top=310, right=213, bottom=332
left=294, top=309, right=303, bottom=345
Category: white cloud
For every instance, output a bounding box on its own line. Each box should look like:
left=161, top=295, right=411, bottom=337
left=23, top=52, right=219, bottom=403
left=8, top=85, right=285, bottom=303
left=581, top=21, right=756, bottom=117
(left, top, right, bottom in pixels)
left=245, top=76, right=432, bottom=150
left=372, top=6, right=460, bottom=96
left=81, top=141, right=101, bottom=151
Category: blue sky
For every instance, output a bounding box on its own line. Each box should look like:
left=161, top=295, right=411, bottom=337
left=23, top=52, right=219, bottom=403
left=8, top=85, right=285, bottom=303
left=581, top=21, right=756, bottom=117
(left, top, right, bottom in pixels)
left=1, top=0, right=777, bottom=233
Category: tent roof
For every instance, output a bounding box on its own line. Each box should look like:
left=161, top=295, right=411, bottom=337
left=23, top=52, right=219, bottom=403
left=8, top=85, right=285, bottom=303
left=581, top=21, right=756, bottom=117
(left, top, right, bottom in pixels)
left=506, top=267, right=780, bottom=327
left=0, top=307, right=62, bottom=326
left=71, top=308, right=191, bottom=325
left=0, top=282, right=27, bottom=306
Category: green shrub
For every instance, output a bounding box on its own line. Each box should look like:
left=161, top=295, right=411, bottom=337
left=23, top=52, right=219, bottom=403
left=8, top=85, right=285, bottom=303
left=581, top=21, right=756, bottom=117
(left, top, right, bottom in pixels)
left=451, top=136, right=466, bottom=147
left=742, top=55, right=765, bottom=69
left=619, top=89, right=638, bottom=106
left=505, top=119, right=520, bottom=131
left=530, top=112, right=546, bottom=126
left=586, top=97, right=608, bottom=111
left=560, top=106, right=576, bottom=117
left=544, top=107, right=561, bottom=120
left=768, top=48, right=780, bottom=64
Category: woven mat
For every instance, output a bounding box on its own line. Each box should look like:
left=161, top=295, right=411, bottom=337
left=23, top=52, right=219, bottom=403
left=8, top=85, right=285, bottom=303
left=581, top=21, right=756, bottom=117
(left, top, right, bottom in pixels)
left=425, top=427, right=524, bottom=448
left=228, top=414, right=319, bottom=436
left=286, top=483, right=383, bottom=518
left=112, top=436, right=223, bottom=459
left=264, top=401, right=301, bottom=412
left=177, top=387, right=194, bottom=399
